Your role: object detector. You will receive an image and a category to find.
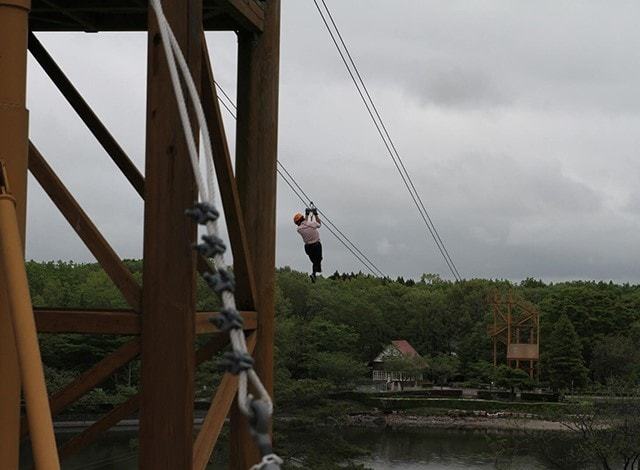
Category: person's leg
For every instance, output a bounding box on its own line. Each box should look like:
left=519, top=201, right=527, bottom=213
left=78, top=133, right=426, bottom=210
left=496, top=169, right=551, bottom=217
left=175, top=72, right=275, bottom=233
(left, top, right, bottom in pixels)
left=304, top=243, right=316, bottom=282
left=313, top=242, right=323, bottom=274
left=308, top=242, right=321, bottom=274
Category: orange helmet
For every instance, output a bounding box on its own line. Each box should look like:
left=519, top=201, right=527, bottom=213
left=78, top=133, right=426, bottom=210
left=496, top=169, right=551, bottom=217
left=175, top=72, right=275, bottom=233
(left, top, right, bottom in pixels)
left=293, top=212, right=304, bottom=224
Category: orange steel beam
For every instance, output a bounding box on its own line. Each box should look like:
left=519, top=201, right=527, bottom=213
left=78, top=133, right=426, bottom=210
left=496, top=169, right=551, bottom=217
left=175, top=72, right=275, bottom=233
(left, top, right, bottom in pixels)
left=58, top=334, right=232, bottom=463
left=193, top=332, right=257, bottom=470
left=21, top=338, right=140, bottom=438
left=0, top=164, right=60, bottom=469
left=34, top=309, right=257, bottom=334
left=200, top=32, right=257, bottom=307
left=231, top=0, right=281, bottom=466
left=28, top=142, right=143, bottom=311
left=0, top=1, right=30, bottom=466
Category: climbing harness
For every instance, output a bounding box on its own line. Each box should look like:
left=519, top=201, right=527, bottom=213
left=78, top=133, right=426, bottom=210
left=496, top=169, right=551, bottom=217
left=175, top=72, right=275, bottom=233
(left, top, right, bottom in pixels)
left=149, top=1, right=282, bottom=468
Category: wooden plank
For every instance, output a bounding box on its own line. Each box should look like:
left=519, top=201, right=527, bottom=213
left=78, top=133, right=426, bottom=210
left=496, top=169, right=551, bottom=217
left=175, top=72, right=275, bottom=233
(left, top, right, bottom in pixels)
left=195, top=310, right=257, bottom=334
left=21, top=338, right=140, bottom=438
left=27, top=34, right=219, bottom=280
left=221, top=0, right=264, bottom=32
left=34, top=309, right=140, bottom=334
left=28, top=143, right=142, bottom=311
left=193, top=332, right=256, bottom=470
left=37, top=0, right=98, bottom=32
left=57, top=334, right=231, bottom=463
left=230, top=1, right=281, bottom=466
left=33, top=309, right=256, bottom=335
left=200, top=33, right=257, bottom=308
left=28, top=34, right=215, bottom=279
left=28, top=33, right=145, bottom=197
left=59, top=394, right=140, bottom=462
left=139, top=0, right=202, bottom=468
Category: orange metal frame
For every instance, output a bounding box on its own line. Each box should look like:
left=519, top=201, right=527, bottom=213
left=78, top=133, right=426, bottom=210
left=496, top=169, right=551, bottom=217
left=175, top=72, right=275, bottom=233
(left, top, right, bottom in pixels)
left=489, top=291, right=540, bottom=379
left=0, top=1, right=280, bottom=468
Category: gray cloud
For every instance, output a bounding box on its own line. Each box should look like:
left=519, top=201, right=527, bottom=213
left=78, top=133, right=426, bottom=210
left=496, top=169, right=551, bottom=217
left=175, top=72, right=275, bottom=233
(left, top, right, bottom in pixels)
left=23, top=2, right=640, bottom=283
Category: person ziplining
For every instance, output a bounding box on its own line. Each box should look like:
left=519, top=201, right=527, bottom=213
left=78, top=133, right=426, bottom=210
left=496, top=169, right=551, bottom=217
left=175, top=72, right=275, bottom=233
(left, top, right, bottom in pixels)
left=294, top=203, right=323, bottom=282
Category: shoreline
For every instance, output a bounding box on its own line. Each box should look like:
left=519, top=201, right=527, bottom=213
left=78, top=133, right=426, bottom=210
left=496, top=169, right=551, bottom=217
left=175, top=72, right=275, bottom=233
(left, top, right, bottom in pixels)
left=51, top=409, right=569, bottom=434
left=345, top=411, right=568, bottom=432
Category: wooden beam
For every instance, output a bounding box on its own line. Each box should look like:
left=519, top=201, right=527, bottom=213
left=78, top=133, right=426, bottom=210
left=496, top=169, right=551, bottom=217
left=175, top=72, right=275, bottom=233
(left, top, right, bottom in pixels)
left=28, top=143, right=142, bottom=311
left=195, top=310, right=257, bottom=334
left=231, top=0, right=281, bottom=466
left=57, top=334, right=231, bottom=463
left=28, top=33, right=145, bottom=197
left=200, top=33, right=257, bottom=308
left=34, top=309, right=257, bottom=335
left=221, top=0, right=264, bottom=32
left=34, top=309, right=140, bottom=335
left=38, top=0, right=98, bottom=32
left=21, top=338, right=140, bottom=438
left=59, top=394, right=140, bottom=462
left=28, top=34, right=215, bottom=279
left=193, top=333, right=256, bottom=470
left=140, top=0, right=202, bottom=468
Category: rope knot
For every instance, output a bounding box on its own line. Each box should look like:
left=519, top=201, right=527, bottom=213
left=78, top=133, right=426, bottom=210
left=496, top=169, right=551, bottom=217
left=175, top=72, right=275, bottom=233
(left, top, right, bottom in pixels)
left=185, top=202, right=219, bottom=225
left=218, top=351, right=254, bottom=375
left=203, top=268, right=235, bottom=294
left=194, top=234, right=226, bottom=258
left=210, top=308, right=243, bottom=332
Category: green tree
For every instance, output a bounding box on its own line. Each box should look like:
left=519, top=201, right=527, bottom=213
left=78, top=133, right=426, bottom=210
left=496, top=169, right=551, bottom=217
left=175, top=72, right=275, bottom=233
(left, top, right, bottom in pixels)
left=494, top=365, right=532, bottom=397
left=426, top=354, right=459, bottom=387
left=541, top=314, right=588, bottom=391
left=591, top=335, right=639, bottom=385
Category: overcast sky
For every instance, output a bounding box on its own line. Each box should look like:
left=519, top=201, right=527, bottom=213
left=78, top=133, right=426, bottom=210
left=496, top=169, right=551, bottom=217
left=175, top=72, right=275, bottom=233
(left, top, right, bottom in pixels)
left=24, top=1, right=640, bottom=282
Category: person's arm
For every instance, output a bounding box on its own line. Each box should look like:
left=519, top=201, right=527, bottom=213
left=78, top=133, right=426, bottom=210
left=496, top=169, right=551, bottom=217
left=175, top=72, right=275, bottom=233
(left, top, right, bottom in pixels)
left=314, top=214, right=321, bottom=226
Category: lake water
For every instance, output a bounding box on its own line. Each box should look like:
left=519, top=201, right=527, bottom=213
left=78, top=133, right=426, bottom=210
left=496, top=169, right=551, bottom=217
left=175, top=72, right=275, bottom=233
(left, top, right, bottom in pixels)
left=21, top=427, right=549, bottom=469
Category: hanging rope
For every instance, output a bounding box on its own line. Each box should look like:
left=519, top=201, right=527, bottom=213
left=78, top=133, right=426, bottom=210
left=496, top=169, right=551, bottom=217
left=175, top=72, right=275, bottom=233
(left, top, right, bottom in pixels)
left=149, top=1, right=282, bottom=468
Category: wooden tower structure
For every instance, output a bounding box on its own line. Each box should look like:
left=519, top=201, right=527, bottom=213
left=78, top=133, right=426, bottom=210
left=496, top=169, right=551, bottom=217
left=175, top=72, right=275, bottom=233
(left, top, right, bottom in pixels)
left=489, top=292, right=540, bottom=379
left=0, top=1, right=280, bottom=468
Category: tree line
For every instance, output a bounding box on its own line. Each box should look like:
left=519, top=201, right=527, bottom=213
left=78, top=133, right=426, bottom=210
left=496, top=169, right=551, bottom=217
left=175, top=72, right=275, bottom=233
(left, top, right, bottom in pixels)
left=26, top=261, right=640, bottom=411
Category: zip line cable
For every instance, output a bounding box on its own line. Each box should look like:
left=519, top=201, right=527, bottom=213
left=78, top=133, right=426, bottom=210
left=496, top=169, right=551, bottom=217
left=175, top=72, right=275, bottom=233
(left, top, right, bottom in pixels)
left=311, top=0, right=462, bottom=281
left=317, top=0, right=461, bottom=281
left=312, top=0, right=461, bottom=281
left=213, top=82, right=386, bottom=277
left=277, top=166, right=386, bottom=277
left=276, top=163, right=386, bottom=277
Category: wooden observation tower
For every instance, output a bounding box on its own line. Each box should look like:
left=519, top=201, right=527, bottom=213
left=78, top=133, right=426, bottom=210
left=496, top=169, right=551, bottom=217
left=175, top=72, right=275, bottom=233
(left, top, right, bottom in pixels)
left=0, top=1, right=280, bottom=468
left=489, top=292, right=540, bottom=379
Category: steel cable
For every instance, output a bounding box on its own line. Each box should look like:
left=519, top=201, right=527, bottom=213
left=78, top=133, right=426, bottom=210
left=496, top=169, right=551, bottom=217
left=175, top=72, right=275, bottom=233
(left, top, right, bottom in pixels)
left=212, top=81, right=386, bottom=278
left=311, top=0, right=462, bottom=281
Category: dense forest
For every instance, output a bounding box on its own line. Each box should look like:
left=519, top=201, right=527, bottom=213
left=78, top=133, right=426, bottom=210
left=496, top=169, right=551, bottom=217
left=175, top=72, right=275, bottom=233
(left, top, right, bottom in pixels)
left=27, top=261, right=640, bottom=412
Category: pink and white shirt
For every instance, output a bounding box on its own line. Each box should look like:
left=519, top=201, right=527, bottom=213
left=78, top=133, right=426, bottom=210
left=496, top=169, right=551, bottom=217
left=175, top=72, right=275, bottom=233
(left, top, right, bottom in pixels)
left=297, top=219, right=321, bottom=244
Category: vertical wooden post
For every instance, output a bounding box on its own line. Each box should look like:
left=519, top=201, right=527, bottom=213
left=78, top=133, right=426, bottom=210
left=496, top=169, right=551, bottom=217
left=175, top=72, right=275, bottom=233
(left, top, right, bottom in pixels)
left=139, top=1, right=201, bottom=468
left=231, top=0, right=281, bottom=467
left=0, top=1, right=30, bottom=466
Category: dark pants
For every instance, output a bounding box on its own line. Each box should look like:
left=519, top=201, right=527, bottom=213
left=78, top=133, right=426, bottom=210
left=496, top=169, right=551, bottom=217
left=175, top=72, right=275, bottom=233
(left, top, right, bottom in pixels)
left=304, top=241, right=323, bottom=274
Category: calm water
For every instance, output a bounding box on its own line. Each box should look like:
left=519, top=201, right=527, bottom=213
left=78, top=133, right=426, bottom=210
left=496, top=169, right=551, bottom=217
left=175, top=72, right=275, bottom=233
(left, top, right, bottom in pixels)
left=348, top=428, right=545, bottom=469
left=21, top=427, right=548, bottom=469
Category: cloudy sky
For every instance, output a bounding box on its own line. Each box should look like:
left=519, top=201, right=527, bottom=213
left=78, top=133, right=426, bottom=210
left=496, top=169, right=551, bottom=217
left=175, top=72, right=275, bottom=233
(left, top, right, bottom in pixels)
left=25, top=1, right=640, bottom=282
